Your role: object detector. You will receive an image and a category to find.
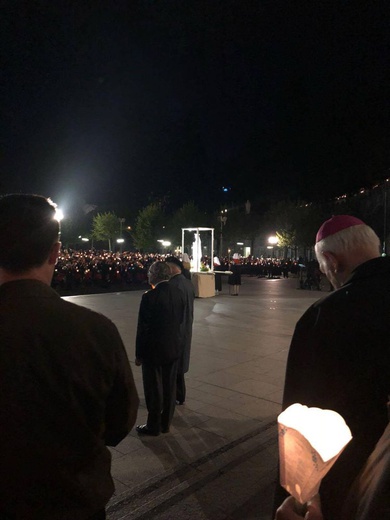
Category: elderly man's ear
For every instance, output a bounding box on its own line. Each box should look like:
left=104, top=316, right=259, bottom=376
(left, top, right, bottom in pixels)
left=322, top=251, right=339, bottom=273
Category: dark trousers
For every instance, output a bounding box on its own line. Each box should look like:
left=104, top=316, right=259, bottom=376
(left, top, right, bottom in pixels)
left=176, top=372, right=186, bottom=403
left=142, top=360, right=178, bottom=432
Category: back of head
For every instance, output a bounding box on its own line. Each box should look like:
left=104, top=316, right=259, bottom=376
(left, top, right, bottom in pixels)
left=315, top=215, right=380, bottom=269
left=0, top=194, right=60, bottom=273
left=165, top=256, right=184, bottom=275
left=148, top=261, right=171, bottom=285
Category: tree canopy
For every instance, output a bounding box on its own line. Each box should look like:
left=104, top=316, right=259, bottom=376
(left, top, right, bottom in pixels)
left=132, top=202, right=165, bottom=251
left=91, top=212, right=120, bottom=251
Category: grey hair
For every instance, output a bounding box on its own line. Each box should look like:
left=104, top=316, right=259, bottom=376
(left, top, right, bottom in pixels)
left=315, top=224, right=380, bottom=260
left=148, top=261, right=171, bottom=283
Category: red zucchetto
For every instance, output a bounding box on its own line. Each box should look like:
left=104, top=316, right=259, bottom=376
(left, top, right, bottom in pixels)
left=316, top=215, right=365, bottom=243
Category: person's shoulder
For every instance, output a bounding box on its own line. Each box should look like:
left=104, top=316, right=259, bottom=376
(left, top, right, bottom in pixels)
left=171, top=274, right=194, bottom=291
left=295, top=288, right=344, bottom=327
left=312, top=286, right=345, bottom=308
left=60, top=297, right=117, bottom=331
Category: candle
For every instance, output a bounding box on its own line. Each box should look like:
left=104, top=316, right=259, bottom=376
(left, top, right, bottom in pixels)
left=278, top=403, right=352, bottom=504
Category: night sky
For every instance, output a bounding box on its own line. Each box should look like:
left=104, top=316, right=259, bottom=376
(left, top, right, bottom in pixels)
left=2, top=1, right=389, bottom=217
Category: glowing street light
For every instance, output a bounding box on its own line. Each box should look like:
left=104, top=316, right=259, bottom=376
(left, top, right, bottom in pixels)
left=117, top=237, right=124, bottom=254
left=268, top=235, right=278, bottom=258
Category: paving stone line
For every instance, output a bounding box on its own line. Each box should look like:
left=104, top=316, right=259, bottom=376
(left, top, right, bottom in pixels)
left=107, top=420, right=278, bottom=519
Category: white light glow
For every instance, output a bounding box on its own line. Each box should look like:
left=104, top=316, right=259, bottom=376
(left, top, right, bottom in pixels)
left=278, top=403, right=352, bottom=462
left=55, top=208, right=64, bottom=221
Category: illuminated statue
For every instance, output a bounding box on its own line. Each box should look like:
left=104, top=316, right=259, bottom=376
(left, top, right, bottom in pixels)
left=191, top=232, right=202, bottom=271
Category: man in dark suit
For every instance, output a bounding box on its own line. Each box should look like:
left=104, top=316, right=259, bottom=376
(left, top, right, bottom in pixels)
left=135, top=261, right=185, bottom=436
left=166, top=256, right=195, bottom=405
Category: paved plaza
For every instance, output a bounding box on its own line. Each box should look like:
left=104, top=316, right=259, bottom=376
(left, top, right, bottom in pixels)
left=64, top=275, right=323, bottom=519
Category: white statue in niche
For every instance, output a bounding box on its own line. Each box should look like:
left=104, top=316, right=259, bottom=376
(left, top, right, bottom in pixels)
left=191, top=232, right=202, bottom=271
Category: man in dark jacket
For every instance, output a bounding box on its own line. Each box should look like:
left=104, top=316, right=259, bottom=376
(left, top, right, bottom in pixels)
left=0, top=194, right=139, bottom=520
left=274, top=215, right=390, bottom=520
left=135, top=261, right=185, bottom=436
left=166, top=256, right=195, bottom=404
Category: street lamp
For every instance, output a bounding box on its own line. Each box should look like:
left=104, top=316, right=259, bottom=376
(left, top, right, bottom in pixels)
left=118, top=218, right=125, bottom=236
left=162, top=240, right=171, bottom=255
left=268, top=235, right=278, bottom=258
left=218, top=210, right=228, bottom=257
left=117, top=238, right=124, bottom=253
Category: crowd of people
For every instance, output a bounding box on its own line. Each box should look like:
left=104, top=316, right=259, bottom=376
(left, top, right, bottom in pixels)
left=52, top=249, right=320, bottom=294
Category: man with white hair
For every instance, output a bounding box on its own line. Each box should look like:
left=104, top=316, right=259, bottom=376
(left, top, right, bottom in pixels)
left=135, top=261, right=185, bottom=436
left=274, top=215, right=390, bottom=520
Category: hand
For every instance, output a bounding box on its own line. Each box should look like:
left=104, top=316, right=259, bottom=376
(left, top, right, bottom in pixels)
left=275, top=496, right=323, bottom=520
left=135, top=358, right=142, bottom=366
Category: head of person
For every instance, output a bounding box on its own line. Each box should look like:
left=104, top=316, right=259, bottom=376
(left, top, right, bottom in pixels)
left=314, top=215, right=380, bottom=288
left=0, top=194, right=61, bottom=280
left=165, top=256, right=184, bottom=276
left=147, top=261, right=171, bottom=287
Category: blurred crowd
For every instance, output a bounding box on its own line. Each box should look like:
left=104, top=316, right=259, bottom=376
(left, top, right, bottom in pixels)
left=52, top=249, right=321, bottom=294
left=52, top=250, right=159, bottom=293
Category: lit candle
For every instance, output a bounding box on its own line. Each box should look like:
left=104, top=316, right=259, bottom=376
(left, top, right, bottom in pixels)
left=278, top=403, right=352, bottom=505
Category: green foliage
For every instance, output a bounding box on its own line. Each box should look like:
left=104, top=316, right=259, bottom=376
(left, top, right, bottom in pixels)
left=91, top=212, right=120, bottom=251
left=167, top=201, right=208, bottom=245
left=132, top=202, right=165, bottom=251
left=264, top=200, right=325, bottom=251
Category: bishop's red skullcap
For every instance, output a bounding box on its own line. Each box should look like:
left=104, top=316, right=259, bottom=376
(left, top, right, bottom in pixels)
left=316, top=215, right=365, bottom=243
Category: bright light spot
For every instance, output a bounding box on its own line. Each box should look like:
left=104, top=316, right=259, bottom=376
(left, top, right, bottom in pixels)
left=162, top=241, right=171, bottom=247
left=268, top=236, right=278, bottom=245
left=117, top=238, right=125, bottom=243
left=55, top=208, right=64, bottom=221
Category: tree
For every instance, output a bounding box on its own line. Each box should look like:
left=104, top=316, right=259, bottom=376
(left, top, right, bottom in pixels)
left=263, top=200, right=324, bottom=258
left=91, top=212, right=120, bottom=251
left=166, top=201, right=209, bottom=247
left=132, top=202, right=165, bottom=251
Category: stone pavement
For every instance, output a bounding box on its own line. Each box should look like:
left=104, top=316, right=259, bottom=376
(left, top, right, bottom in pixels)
left=64, top=275, right=323, bottom=519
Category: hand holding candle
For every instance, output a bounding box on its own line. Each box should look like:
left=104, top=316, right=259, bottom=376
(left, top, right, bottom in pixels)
left=278, top=403, right=352, bottom=506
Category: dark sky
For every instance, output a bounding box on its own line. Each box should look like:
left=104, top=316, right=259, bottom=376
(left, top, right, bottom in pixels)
left=2, top=1, right=389, bottom=217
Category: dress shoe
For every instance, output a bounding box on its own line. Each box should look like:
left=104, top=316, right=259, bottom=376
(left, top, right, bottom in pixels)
left=136, top=424, right=159, bottom=436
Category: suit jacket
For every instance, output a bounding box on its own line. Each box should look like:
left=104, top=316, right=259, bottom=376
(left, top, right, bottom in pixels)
left=169, top=273, right=195, bottom=373
left=136, top=281, right=185, bottom=365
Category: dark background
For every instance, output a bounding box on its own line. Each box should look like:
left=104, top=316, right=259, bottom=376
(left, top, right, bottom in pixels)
left=2, top=1, right=389, bottom=217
